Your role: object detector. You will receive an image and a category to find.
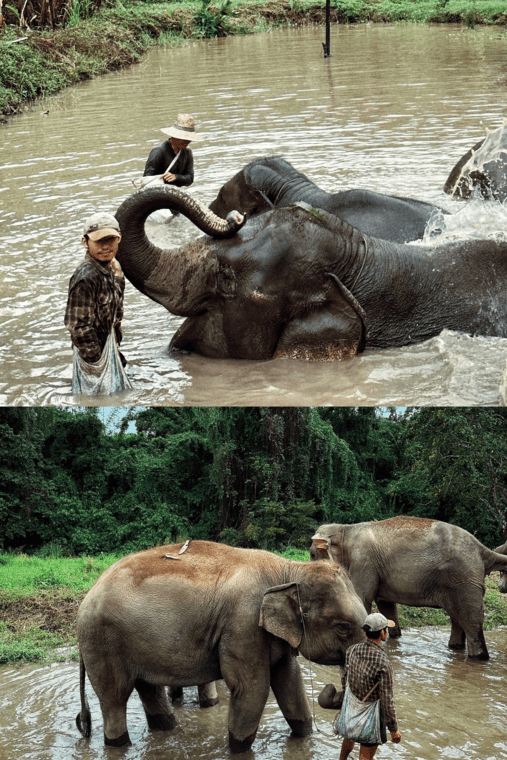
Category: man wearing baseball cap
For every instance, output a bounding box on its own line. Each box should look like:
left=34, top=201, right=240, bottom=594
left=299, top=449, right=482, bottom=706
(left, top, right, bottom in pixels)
left=65, top=212, right=126, bottom=370
left=143, top=113, right=203, bottom=187
left=320, top=612, right=401, bottom=760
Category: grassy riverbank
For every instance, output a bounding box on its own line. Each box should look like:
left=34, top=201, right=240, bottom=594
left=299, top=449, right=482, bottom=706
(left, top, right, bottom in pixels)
left=1, top=0, right=506, bottom=120
left=2, top=549, right=507, bottom=665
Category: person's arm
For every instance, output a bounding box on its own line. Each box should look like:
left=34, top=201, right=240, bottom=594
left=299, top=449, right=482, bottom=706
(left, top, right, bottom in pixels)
left=65, top=279, right=102, bottom=363
left=143, top=146, right=163, bottom=177
left=379, top=663, right=400, bottom=741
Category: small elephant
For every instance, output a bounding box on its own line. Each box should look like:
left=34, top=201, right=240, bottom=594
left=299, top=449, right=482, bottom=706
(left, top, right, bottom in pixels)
left=75, top=540, right=367, bottom=753
left=444, top=121, right=507, bottom=201
left=311, top=516, right=507, bottom=660
left=208, top=155, right=447, bottom=244
left=115, top=185, right=507, bottom=361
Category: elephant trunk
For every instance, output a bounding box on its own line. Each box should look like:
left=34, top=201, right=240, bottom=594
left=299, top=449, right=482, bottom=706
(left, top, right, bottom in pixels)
left=114, top=186, right=245, bottom=313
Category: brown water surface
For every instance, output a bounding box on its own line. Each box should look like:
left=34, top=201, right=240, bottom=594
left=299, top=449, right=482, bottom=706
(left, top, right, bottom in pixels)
left=1, top=24, right=507, bottom=405
left=1, top=627, right=507, bottom=759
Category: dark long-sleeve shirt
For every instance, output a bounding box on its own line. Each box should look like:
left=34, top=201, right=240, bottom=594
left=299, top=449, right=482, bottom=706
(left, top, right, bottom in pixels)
left=65, top=253, right=125, bottom=364
left=143, top=140, right=194, bottom=187
left=341, top=640, right=398, bottom=733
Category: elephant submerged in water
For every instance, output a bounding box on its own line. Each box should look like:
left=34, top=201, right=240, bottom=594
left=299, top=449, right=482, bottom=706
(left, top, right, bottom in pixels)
left=444, top=121, right=507, bottom=201
left=75, top=540, right=367, bottom=752
left=114, top=185, right=507, bottom=361
left=208, top=155, right=447, bottom=244
left=311, top=516, right=507, bottom=660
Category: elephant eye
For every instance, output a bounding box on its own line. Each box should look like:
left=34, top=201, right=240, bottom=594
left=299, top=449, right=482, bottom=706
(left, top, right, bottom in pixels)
left=335, top=622, right=352, bottom=636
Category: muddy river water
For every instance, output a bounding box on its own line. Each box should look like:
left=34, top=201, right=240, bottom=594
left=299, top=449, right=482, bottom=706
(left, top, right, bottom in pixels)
left=2, top=627, right=507, bottom=759
left=2, top=23, right=507, bottom=405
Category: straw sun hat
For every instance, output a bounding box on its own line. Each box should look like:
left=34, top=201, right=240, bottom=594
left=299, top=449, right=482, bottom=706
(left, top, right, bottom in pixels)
left=161, top=113, right=203, bottom=142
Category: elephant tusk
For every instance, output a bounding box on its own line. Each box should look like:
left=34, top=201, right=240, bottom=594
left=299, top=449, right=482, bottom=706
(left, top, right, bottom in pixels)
left=162, top=554, right=181, bottom=560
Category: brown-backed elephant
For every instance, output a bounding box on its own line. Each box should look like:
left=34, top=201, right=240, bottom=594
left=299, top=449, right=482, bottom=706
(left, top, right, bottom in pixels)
left=114, top=185, right=507, bottom=361
left=444, top=122, right=507, bottom=201
left=208, top=156, right=447, bottom=244
left=311, top=516, right=507, bottom=660
left=75, top=540, right=367, bottom=753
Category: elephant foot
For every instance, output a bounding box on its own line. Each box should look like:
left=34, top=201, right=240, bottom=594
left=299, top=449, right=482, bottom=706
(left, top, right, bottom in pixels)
left=467, top=650, right=489, bottom=661
left=447, top=641, right=466, bottom=651
left=104, top=730, right=131, bottom=747
left=388, top=627, right=402, bottom=639
left=228, top=729, right=257, bottom=753
left=318, top=684, right=342, bottom=710
left=287, top=717, right=313, bottom=737
left=199, top=696, right=220, bottom=708
left=146, top=712, right=177, bottom=730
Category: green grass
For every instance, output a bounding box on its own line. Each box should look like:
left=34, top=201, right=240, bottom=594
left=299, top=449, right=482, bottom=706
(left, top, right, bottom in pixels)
left=2, top=549, right=507, bottom=665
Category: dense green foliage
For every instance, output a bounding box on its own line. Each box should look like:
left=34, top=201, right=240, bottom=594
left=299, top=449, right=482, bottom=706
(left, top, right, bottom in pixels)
left=2, top=406, right=507, bottom=557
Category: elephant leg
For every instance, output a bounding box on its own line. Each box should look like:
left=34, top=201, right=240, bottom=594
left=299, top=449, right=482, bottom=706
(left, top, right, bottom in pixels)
left=376, top=600, right=402, bottom=638
left=269, top=653, right=312, bottom=737
left=222, top=659, right=271, bottom=753
left=135, top=679, right=177, bottom=731
left=198, top=682, right=219, bottom=707
left=445, top=592, right=489, bottom=660
left=101, top=702, right=131, bottom=747
left=448, top=617, right=466, bottom=651
left=168, top=685, right=183, bottom=702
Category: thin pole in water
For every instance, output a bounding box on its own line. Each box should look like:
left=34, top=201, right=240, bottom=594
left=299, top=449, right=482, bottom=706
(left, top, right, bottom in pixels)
left=322, top=0, right=331, bottom=57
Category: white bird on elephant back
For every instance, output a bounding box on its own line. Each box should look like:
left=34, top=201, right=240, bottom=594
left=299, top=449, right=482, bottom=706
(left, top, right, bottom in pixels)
left=311, top=515, right=507, bottom=661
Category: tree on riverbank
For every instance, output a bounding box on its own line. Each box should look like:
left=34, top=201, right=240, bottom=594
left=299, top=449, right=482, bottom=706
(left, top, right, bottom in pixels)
left=1, top=406, right=507, bottom=556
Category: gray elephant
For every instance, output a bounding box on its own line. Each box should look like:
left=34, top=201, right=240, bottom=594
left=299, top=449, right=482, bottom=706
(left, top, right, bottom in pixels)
left=311, top=516, right=507, bottom=660
left=114, top=185, right=507, bottom=361
left=208, top=155, right=447, bottom=244
left=444, top=122, right=507, bottom=201
left=494, top=541, right=507, bottom=592
left=75, top=540, right=367, bottom=752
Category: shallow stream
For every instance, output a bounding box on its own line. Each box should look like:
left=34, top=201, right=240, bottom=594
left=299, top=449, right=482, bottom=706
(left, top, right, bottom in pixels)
left=1, top=23, right=507, bottom=405
left=2, top=627, right=507, bottom=759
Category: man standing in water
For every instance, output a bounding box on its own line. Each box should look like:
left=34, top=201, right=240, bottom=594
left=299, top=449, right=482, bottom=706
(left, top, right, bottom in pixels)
left=143, top=113, right=202, bottom=187
left=65, top=212, right=126, bottom=369
left=320, top=612, right=401, bottom=760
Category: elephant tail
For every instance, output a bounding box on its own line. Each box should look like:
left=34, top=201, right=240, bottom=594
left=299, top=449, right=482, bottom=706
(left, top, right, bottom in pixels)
left=76, top=652, right=92, bottom=739
left=482, top=545, right=507, bottom=574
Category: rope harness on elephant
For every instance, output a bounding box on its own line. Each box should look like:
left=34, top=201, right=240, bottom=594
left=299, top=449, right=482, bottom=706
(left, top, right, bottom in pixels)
left=295, top=583, right=337, bottom=738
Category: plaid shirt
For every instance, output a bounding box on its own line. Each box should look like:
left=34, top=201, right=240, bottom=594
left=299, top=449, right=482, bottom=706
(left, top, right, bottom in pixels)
left=341, top=640, right=398, bottom=732
left=65, top=253, right=125, bottom=363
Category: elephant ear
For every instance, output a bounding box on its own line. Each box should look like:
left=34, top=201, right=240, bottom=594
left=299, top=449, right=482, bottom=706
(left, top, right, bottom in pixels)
left=259, top=582, right=302, bottom=648
left=274, top=272, right=367, bottom=361
left=311, top=536, right=331, bottom=560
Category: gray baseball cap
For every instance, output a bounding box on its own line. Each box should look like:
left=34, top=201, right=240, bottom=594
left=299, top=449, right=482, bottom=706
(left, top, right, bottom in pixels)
left=83, top=212, right=121, bottom=241
left=362, top=612, right=396, bottom=633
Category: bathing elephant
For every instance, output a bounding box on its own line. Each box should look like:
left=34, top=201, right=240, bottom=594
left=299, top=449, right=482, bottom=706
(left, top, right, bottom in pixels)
left=311, top=516, right=507, bottom=659
left=76, top=540, right=367, bottom=753
left=444, top=122, right=507, bottom=201
left=114, top=185, right=507, bottom=361
left=208, top=155, right=447, bottom=244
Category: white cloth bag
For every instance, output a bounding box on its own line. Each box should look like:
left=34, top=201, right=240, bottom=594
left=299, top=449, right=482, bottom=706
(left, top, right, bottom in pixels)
left=334, top=682, right=382, bottom=744
left=71, top=330, right=132, bottom=395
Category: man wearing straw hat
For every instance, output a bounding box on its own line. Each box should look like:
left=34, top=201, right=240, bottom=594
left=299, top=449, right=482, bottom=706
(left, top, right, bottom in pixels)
left=143, top=113, right=203, bottom=187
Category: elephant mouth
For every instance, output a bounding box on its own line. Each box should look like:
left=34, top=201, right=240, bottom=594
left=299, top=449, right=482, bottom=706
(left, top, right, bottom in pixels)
left=311, top=651, right=345, bottom=667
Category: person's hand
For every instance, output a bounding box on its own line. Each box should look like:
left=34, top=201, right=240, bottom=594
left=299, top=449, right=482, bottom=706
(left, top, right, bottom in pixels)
left=162, top=171, right=176, bottom=183
left=390, top=729, right=401, bottom=743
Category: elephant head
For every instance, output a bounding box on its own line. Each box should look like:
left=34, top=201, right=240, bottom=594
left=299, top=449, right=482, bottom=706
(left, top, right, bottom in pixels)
left=259, top=564, right=367, bottom=666
left=115, top=186, right=368, bottom=360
